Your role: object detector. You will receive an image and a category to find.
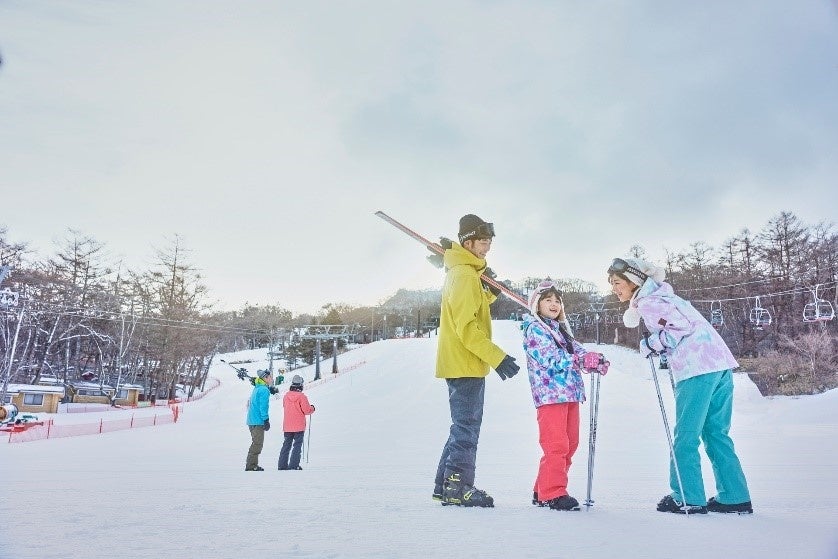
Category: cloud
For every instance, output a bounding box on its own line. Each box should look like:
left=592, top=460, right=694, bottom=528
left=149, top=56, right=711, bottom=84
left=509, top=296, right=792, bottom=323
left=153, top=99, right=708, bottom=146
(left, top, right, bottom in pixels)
left=1, top=1, right=835, bottom=313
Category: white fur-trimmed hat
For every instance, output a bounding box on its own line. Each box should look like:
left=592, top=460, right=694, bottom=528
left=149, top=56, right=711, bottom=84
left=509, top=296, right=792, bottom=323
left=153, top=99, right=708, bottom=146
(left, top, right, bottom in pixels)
left=607, top=258, right=666, bottom=328
left=528, top=279, right=563, bottom=316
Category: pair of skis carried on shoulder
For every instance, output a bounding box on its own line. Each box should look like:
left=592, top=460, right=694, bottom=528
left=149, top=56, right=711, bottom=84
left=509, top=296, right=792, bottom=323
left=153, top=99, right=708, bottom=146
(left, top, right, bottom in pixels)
left=374, top=210, right=529, bottom=310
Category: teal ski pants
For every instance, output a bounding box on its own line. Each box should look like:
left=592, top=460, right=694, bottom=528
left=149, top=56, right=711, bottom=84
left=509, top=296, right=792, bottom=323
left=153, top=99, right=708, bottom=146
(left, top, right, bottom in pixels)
left=670, top=369, right=751, bottom=505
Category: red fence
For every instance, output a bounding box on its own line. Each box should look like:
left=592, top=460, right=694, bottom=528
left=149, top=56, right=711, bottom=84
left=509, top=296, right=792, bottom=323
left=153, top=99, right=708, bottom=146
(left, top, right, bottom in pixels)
left=6, top=405, right=180, bottom=444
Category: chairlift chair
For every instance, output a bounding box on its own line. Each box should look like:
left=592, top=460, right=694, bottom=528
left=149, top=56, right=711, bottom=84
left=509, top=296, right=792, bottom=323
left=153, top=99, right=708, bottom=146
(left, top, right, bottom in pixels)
left=803, top=285, right=835, bottom=323
left=0, top=288, right=18, bottom=307
left=748, top=296, right=772, bottom=330
left=710, top=301, right=724, bottom=329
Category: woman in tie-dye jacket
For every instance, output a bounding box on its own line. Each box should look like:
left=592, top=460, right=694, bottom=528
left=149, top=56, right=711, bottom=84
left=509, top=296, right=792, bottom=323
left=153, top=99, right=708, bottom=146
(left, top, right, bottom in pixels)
left=608, top=257, right=753, bottom=515
left=520, top=280, right=608, bottom=512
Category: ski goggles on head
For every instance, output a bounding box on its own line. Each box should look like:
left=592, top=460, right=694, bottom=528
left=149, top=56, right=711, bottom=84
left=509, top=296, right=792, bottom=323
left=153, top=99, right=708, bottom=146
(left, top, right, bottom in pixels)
left=533, top=279, right=563, bottom=299
left=607, top=258, right=648, bottom=282
left=459, top=222, right=495, bottom=242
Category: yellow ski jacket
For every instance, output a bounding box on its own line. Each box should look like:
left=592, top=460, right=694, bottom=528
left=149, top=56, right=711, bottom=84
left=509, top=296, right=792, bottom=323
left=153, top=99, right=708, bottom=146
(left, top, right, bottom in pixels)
left=435, top=243, right=507, bottom=379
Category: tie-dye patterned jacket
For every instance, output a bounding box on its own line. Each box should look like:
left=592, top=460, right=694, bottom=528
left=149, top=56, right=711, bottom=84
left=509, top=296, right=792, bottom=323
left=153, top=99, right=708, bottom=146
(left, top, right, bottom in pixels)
left=521, top=314, right=587, bottom=407
left=634, top=279, right=739, bottom=383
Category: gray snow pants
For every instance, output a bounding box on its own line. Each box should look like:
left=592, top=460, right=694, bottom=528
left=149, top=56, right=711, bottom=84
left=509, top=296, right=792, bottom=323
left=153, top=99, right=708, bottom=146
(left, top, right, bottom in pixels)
left=435, top=377, right=486, bottom=487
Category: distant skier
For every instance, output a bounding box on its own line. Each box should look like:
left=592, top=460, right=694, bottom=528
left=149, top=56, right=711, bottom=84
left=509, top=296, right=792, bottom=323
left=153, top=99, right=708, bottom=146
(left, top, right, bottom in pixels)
left=278, top=375, right=315, bottom=470
left=521, top=279, right=609, bottom=511
left=608, top=257, right=753, bottom=514
left=245, top=370, right=273, bottom=471
left=433, top=214, right=520, bottom=508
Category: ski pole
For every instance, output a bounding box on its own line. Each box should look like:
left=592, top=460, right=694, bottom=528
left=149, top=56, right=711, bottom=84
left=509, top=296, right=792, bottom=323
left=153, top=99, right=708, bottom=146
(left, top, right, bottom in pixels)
left=646, top=354, right=690, bottom=515
left=659, top=353, right=676, bottom=395
left=305, top=415, right=312, bottom=464
left=584, top=371, right=601, bottom=510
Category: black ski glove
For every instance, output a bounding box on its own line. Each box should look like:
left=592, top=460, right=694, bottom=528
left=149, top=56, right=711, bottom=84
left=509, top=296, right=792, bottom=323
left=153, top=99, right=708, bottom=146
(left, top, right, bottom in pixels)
left=481, top=267, right=501, bottom=296
left=495, top=355, right=520, bottom=380
left=426, top=238, right=454, bottom=269
left=263, top=419, right=271, bottom=432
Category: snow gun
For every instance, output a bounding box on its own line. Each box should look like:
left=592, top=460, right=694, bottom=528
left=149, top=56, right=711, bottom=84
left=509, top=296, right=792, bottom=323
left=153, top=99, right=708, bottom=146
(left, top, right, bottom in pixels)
left=219, top=360, right=279, bottom=395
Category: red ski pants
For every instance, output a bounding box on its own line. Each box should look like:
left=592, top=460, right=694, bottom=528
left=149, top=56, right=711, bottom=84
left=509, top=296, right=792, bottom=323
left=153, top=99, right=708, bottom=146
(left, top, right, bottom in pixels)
left=533, top=402, right=580, bottom=501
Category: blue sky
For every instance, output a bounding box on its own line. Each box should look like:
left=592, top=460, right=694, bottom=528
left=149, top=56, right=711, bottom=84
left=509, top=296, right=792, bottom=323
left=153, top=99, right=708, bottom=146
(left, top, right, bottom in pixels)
left=1, top=1, right=836, bottom=314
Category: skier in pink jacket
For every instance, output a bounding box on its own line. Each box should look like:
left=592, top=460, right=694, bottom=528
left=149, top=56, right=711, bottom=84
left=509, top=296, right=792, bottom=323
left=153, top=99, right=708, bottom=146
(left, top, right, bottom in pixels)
left=278, top=375, right=315, bottom=470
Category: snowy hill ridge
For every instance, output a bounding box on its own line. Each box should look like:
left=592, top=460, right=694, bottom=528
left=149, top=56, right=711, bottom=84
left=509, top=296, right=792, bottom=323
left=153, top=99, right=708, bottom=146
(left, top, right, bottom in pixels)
left=2, top=320, right=837, bottom=559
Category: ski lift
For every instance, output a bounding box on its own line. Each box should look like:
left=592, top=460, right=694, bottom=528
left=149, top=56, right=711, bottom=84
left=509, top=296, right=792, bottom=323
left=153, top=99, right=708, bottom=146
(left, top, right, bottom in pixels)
left=0, top=288, right=18, bottom=307
left=710, top=301, right=724, bottom=329
left=803, top=285, right=835, bottom=323
left=749, top=296, right=772, bottom=330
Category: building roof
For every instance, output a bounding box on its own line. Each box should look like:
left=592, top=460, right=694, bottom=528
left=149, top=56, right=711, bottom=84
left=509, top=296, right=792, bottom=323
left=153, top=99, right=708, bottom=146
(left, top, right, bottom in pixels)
left=70, top=382, right=115, bottom=392
left=7, top=383, right=65, bottom=395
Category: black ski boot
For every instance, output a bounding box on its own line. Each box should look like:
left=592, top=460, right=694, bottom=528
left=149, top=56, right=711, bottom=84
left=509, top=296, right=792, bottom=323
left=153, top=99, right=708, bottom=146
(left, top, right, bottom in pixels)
left=441, top=473, right=494, bottom=508
left=245, top=465, right=264, bottom=471
left=546, top=495, right=580, bottom=511
left=532, top=491, right=547, bottom=507
left=656, top=494, right=707, bottom=514
left=707, top=497, right=753, bottom=514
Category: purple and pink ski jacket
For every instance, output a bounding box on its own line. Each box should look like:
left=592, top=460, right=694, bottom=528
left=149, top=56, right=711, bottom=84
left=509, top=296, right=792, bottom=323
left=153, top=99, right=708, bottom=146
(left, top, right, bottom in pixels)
left=521, top=314, right=587, bottom=408
left=634, top=280, right=739, bottom=383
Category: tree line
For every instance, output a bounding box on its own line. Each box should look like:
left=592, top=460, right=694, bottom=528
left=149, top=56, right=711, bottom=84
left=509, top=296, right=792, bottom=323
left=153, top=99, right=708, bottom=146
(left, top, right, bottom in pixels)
left=527, top=212, right=837, bottom=394
left=2, top=211, right=835, bottom=400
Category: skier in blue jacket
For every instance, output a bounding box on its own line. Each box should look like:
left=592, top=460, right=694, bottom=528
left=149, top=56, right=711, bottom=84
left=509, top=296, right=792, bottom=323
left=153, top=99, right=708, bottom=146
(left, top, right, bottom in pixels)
left=245, top=370, right=273, bottom=471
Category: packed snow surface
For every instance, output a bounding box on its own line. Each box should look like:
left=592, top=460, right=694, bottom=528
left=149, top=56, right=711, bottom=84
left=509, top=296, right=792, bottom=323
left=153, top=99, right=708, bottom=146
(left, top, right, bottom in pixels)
left=2, top=321, right=837, bottom=558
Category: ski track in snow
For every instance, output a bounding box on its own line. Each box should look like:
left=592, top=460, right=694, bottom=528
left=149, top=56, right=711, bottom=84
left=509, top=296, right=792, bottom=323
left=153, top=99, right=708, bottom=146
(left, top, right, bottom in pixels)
left=2, top=321, right=837, bottom=559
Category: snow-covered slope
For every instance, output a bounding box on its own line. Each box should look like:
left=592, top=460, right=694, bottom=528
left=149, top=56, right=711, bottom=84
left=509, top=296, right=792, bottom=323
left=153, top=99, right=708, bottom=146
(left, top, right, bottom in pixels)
left=2, top=320, right=836, bottom=559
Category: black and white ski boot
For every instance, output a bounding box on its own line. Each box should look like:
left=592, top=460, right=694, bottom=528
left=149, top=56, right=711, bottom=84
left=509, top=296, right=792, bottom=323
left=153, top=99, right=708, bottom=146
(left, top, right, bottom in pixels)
left=532, top=491, right=548, bottom=507
left=656, top=494, right=707, bottom=514
left=707, top=497, right=753, bottom=514
left=546, top=495, right=580, bottom=511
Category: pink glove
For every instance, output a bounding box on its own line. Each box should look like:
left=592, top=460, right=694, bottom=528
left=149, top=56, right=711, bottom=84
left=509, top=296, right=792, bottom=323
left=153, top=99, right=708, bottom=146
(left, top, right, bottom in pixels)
left=596, top=360, right=610, bottom=376
left=580, top=352, right=609, bottom=375
left=582, top=352, right=603, bottom=371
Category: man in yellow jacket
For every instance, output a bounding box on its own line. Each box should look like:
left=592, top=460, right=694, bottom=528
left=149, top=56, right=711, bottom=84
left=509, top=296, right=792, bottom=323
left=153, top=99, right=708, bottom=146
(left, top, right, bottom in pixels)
left=433, top=214, right=520, bottom=508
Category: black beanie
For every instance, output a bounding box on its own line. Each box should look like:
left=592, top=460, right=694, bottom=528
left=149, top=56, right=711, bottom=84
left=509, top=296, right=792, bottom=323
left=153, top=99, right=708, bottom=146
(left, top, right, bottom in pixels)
left=458, top=214, right=494, bottom=244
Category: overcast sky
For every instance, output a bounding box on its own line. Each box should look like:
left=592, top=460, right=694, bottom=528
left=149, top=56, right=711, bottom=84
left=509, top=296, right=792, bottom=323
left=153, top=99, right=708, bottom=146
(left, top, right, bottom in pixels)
left=1, top=1, right=836, bottom=315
